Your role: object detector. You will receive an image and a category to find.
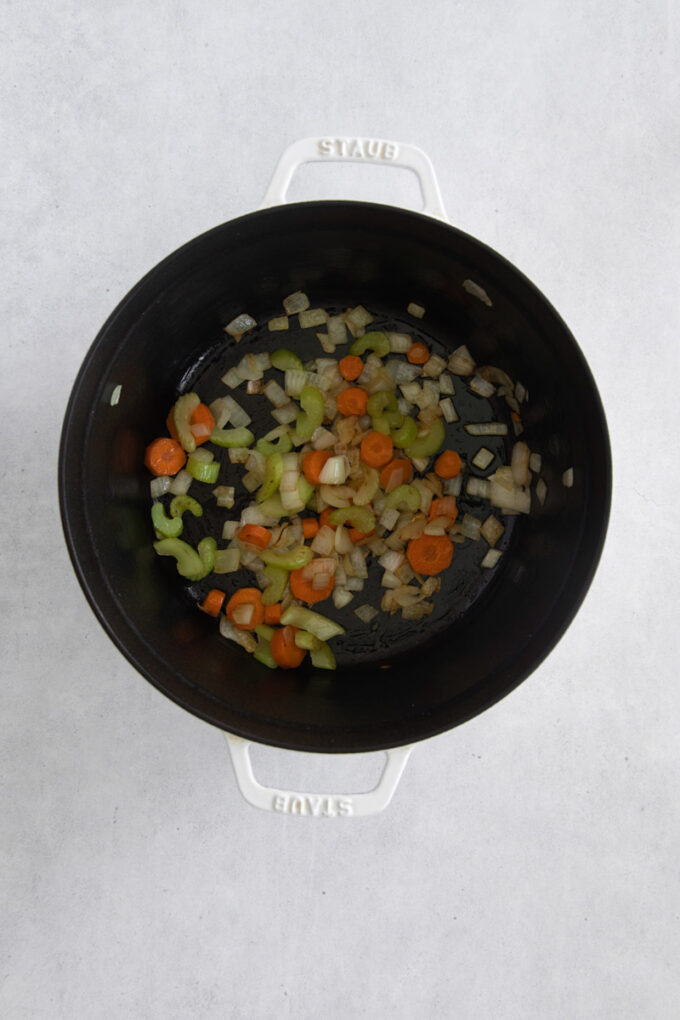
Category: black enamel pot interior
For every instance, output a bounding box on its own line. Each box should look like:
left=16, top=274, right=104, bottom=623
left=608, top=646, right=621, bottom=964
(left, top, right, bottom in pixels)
left=59, top=201, right=611, bottom=753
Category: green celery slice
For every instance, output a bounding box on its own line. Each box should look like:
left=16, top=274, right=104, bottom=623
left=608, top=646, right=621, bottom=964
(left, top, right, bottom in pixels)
left=169, top=495, right=203, bottom=519
left=153, top=537, right=213, bottom=580
left=294, top=630, right=322, bottom=651
left=295, top=385, right=324, bottom=441
left=257, top=452, right=284, bottom=503
left=373, top=410, right=404, bottom=436
left=210, top=426, right=255, bottom=448
left=271, top=348, right=304, bottom=372
left=280, top=606, right=345, bottom=641
left=255, top=623, right=276, bottom=641
left=349, top=331, right=390, bottom=358
left=392, top=416, right=419, bottom=449
left=172, top=393, right=200, bottom=453
left=261, top=565, right=288, bottom=605
left=366, top=390, right=398, bottom=417
left=186, top=456, right=220, bottom=484
left=405, top=419, right=446, bottom=459
left=260, top=544, right=313, bottom=571
left=256, top=432, right=293, bottom=457
left=310, top=640, right=337, bottom=670
left=328, top=506, right=376, bottom=532
left=385, top=483, right=421, bottom=512
left=253, top=636, right=277, bottom=669
left=151, top=501, right=183, bottom=538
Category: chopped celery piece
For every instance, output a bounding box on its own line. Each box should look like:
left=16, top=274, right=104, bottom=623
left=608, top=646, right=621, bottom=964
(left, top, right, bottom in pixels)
left=172, top=393, right=200, bottom=453
left=328, top=506, right=376, bottom=532
left=210, top=426, right=255, bottom=448
left=260, top=544, right=313, bottom=571
left=255, top=623, right=276, bottom=641
left=295, top=385, right=324, bottom=441
left=373, top=410, right=404, bottom=436
left=392, top=416, right=419, bottom=449
left=257, top=493, right=287, bottom=519
left=169, top=494, right=203, bottom=519
left=261, top=565, right=288, bottom=605
left=405, top=419, right=446, bottom=458
left=186, top=456, right=220, bottom=484
left=256, top=432, right=293, bottom=457
left=385, top=483, right=421, bottom=512
left=271, top=348, right=304, bottom=372
left=153, top=537, right=213, bottom=580
left=366, top=391, right=398, bottom=417
left=352, top=466, right=380, bottom=506
left=257, top=452, right=284, bottom=503
left=196, top=537, right=217, bottom=576
left=310, top=640, right=337, bottom=670
left=349, top=330, right=390, bottom=358
left=151, top=501, right=183, bottom=538
left=295, top=630, right=322, bottom=651
left=280, top=605, right=345, bottom=641
left=297, top=475, right=315, bottom=506
left=253, top=636, right=277, bottom=669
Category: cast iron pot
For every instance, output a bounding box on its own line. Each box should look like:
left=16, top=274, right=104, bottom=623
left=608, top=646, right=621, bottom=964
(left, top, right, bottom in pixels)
left=59, top=138, right=611, bottom=815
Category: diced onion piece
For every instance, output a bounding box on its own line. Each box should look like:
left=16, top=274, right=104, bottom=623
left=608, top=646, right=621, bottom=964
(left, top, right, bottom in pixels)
left=334, top=525, right=353, bottom=554
left=316, top=332, right=336, bottom=354
left=219, top=617, right=257, bottom=653
left=438, top=374, right=454, bottom=395
left=481, top=548, right=502, bottom=568
left=513, top=418, right=524, bottom=436
left=424, top=519, right=448, bottom=535
left=536, top=478, right=548, bottom=505
left=469, top=375, right=496, bottom=398
left=515, top=380, right=527, bottom=403
left=388, top=360, right=421, bottom=385
left=319, top=484, right=354, bottom=508
left=241, top=505, right=273, bottom=526
left=448, top=345, right=475, bottom=376
left=264, top=379, right=289, bottom=408
left=284, top=369, right=308, bottom=398
left=327, top=315, right=348, bottom=344
left=460, top=514, right=482, bottom=540
left=401, top=602, right=434, bottom=621
left=349, top=546, right=369, bottom=579
left=393, top=584, right=421, bottom=607
left=407, top=301, right=425, bottom=318
left=344, top=305, right=373, bottom=335
left=168, top=469, right=192, bottom=495
left=422, top=354, right=447, bottom=378
left=379, top=506, right=400, bottom=531
left=471, top=447, right=495, bottom=470
left=462, top=279, right=492, bottom=306
left=213, top=485, right=235, bottom=508
left=221, top=395, right=251, bottom=427
left=420, top=577, right=441, bottom=598
left=489, top=478, right=531, bottom=514
left=438, top=398, right=458, bottom=423
left=209, top=397, right=232, bottom=429
left=271, top=403, right=299, bottom=425
left=311, top=526, right=336, bottom=556
left=332, top=588, right=353, bottom=609
left=228, top=447, right=251, bottom=464
left=480, top=515, right=504, bottom=547
left=318, top=455, right=348, bottom=486
left=345, top=577, right=365, bottom=592
left=464, top=422, right=508, bottom=437
left=381, top=570, right=401, bottom=589
left=235, top=353, right=262, bottom=381
left=412, top=478, right=433, bottom=515
left=214, top=548, right=240, bottom=573
left=299, top=308, right=328, bottom=328
left=222, top=520, right=240, bottom=540
left=268, top=315, right=289, bottom=331
left=388, top=332, right=412, bottom=353
left=378, top=550, right=405, bottom=572
left=354, top=604, right=379, bottom=624
left=246, top=380, right=264, bottom=395
left=311, top=427, right=336, bottom=450
left=466, top=477, right=491, bottom=499
left=400, top=381, right=421, bottom=404
left=238, top=548, right=264, bottom=571
left=224, top=312, right=256, bottom=340
left=529, top=452, right=542, bottom=473
left=410, top=457, right=430, bottom=473
left=150, top=476, right=171, bottom=499
left=221, top=367, right=242, bottom=389
left=443, top=475, right=462, bottom=497
left=283, top=291, right=310, bottom=315
left=562, top=467, right=574, bottom=488
left=510, top=441, right=530, bottom=487
left=241, top=469, right=262, bottom=493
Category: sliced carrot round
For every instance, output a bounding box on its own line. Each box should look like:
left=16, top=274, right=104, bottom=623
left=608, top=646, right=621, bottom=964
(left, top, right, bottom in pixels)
left=166, top=402, right=215, bottom=446
left=338, top=354, right=363, bottom=381
left=290, top=566, right=335, bottom=605
left=263, top=603, right=282, bottom=625
left=336, top=386, right=369, bottom=417
left=319, top=508, right=336, bottom=530
left=237, top=524, right=272, bottom=549
left=302, top=450, right=330, bottom=485
left=145, top=437, right=187, bottom=476
left=271, top=626, right=306, bottom=669
left=406, top=534, right=454, bottom=575
left=225, top=588, right=265, bottom=631
left=199, top=589, right=226, bottom=617
left=379, top=458, right=413, bottom=493
left=349, top=527, right=376, bottom=544
left=434, top=449, right=462, bottom=479
left=302, top=518, right=320, bottom=540
left=428, top=496, right=458, bottom=523
left=407, top=341, right=429, bottom=365
left=360, top=431, right=394, bottom=468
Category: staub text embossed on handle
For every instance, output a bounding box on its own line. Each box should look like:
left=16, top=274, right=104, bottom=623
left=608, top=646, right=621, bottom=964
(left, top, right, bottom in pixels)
left=272, top=794, right=353, bottom=816
left=317, top=137, right=399, bottom=160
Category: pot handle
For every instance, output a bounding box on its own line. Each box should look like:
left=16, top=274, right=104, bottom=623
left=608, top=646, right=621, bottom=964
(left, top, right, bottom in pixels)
left=261, top=136, right=448, bottom=221
left=225, top=734, right=413, bottom=817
